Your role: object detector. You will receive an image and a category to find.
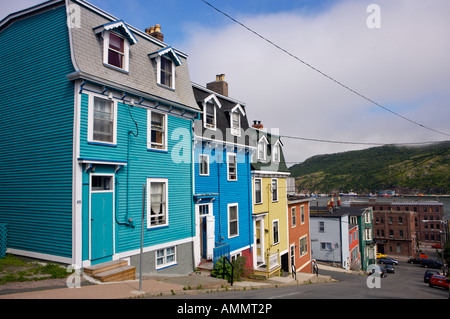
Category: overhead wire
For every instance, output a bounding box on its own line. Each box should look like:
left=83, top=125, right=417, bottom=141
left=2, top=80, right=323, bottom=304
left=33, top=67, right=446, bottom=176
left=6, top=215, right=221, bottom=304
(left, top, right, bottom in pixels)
left=200, top=0, right=450, bottom=138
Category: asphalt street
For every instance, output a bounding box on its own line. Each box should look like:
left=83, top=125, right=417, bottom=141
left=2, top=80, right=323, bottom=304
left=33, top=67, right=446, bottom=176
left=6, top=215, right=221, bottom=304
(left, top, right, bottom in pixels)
left=150, top=261, right=449, bottom=299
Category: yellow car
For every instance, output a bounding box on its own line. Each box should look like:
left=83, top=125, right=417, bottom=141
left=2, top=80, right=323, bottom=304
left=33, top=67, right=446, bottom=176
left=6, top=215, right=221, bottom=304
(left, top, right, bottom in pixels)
left=377, top=253, right=387, bottom=259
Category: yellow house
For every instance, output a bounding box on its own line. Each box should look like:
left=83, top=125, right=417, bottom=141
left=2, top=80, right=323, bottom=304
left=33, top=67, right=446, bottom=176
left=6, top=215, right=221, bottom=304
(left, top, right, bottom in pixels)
left=250, top=126, right=290, bottom=277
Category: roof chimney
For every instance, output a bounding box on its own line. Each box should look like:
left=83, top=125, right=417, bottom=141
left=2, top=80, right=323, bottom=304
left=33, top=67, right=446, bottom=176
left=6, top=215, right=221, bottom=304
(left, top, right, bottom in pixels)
left=206, top=74, right=228, bottom=97
left=252, top=120, right=263, bottom=129
left=145, top=24, right=164, bottom=42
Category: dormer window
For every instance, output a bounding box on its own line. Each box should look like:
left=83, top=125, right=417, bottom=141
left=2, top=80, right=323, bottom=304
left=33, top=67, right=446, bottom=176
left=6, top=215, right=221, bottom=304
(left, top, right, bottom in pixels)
left=108, top=32, right=125, bottom=69
left=257, top=135, right=269, bottom=161
left=205, top=102, right=215, bottom=129
left=229, top=104, right=245, bottom=136
left=149, top=46, right=182, bottom=90
left=202, top=94, right=221, bottom=130
left=272, top=140, right=281, bottom=163
left=94, top=20, right=138, bottom=73
left=160, top=57, right=173, bottom=87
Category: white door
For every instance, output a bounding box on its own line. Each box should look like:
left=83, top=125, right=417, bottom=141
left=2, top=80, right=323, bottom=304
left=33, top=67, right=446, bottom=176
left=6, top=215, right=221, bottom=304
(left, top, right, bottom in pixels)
left=206, top=215, right=215, bottom=260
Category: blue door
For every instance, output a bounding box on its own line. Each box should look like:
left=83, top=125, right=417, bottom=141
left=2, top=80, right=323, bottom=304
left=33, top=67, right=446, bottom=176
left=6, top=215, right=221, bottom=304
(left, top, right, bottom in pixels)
left=90, top=175, right=114, bottom=264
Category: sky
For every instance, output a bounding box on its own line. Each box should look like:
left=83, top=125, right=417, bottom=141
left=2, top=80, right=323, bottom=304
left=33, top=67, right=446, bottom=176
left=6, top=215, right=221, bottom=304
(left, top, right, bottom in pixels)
left=2, top=0, right=450, bottom=164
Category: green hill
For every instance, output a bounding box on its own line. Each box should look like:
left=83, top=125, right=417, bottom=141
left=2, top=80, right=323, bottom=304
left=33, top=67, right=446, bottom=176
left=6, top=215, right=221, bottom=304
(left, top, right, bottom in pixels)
left=289, top=141, right=450, bottom=195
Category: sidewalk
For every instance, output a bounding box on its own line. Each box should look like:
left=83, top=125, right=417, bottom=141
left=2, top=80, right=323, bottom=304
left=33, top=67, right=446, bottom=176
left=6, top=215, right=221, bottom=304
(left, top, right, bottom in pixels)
left=0, top=271, right=332, bottom=299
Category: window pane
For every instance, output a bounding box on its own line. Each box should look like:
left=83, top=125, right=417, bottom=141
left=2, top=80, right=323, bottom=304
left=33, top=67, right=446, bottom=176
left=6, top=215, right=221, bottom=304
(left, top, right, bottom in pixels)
left=150, top=112, right=165, bottom=149
left=160, top=57, right=172, bottom=87
left=93, top=98, right=113, bottom=142
left=109, top=33, right=124, bottom=52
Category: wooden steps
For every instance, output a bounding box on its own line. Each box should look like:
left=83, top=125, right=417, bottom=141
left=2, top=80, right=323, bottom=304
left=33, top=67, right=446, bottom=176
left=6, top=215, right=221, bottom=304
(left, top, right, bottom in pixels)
left=84, top=260, right=136, bottom=283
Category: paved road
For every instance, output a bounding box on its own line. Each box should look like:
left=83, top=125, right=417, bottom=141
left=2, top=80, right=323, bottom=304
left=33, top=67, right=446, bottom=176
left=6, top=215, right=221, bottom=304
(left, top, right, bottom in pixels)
left=150, top=261, right=449, bottom=299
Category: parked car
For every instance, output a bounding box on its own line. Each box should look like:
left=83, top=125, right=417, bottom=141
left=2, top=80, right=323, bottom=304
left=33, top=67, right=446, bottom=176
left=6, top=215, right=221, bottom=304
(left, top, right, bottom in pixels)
left=428, top=275, right=450, bottom=290
left=386, top=264, right=395, bottom=273
left=431, top=243, right=442, bottom=249
left=421, top=259, right=443, bottom=269
left=407, top=257, right=422, bottom=264
left=377, top=253, right=387, bottom=259
left=369, top=265, right=387, bottom=278
left=424, top=269, right=440, bottom=283
left=378, top=257, right=399, bottom=265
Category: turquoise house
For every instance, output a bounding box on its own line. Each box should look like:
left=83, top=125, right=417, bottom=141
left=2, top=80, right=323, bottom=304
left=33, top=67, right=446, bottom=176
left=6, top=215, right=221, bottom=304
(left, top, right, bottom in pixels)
left=192, top=77, right=254, bottom=271
left=0, top=0, right=200, bottom=275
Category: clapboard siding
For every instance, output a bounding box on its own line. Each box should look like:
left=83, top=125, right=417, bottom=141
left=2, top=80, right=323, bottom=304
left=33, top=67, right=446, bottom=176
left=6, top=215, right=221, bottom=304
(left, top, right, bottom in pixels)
left=0, top=6, right=75, bottom=258
left=79, top=92, right=194, bottom=256
left=194, top=143, right=253, bottom=253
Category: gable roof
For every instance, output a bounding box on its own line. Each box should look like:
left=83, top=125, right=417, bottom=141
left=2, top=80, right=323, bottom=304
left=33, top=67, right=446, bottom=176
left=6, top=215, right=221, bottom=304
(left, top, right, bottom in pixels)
left=93, top=19, right=138, bottom=45
left=148, top=46, right=182, bottom=66
left=192, top=84, right=252, bottom=147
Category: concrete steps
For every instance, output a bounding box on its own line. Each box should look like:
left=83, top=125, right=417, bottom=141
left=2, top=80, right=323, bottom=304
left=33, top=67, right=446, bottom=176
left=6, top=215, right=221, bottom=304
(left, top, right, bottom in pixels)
left=84, top=260, right=136, bottom=283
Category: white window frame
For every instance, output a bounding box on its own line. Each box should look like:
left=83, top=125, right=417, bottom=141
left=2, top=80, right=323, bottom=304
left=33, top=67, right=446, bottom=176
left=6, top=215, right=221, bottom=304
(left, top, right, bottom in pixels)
left=299, top=235, right=308, bottom=257
left=199, top=154, right=210, bottom=176
left=202, top=95, right=221, bottom=130
left=291, top=207, right=297, bottom=227
left=300, top=205, right=305, bottom=224
left=198, top=203, right=212, bottom=216
left=102, top=30, right=130, bottom=72
left=146, top=178, right=169, bottom=229
left=155, top=55, right=176, bottom=89
left=227, top=152, right=237, bottom=181
left=319, top=221, right=325, bottom=232
left=155, top=246, right=177, bottom=269
left=272, top=140, right=281, bottom=163
left=147, top=110, right=168, bottom=151
left=228, top=203, right=239, bottom=238
left=257, top=136, right=268, bottom=161
left=254, top=178, right=263, bottom=204
left=272, top=219, right=279, bottom=245
left=88, top=93, right=117, bottom=146
left=231, top=111, right=241, bottom=136
left=271, top=178, right=278, bottom=202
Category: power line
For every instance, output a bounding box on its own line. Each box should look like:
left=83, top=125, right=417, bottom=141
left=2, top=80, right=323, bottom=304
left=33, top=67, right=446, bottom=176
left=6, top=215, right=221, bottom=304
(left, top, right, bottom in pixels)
left=279, top=134, right=447, bottom=146
left=200, top=0, right=450, bottom=138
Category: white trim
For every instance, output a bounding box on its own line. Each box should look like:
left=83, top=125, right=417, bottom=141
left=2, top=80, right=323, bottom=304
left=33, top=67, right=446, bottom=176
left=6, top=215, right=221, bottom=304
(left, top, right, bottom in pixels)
left=254, top=178, right=263, bottom=205
left=257, top=135, right=268, bottom=161
left=72, top=80, right=83, bottom=267
left=87, top=92, right=118, bottom=146
left=114, top=237, right=193, bottom=261
left=203, top=94, right=221, bottom=130
left=271, top=178, right=278, bottom=202
left=272, top=140, right=281, bottom=163
left=272, top=219, right=280, bottom=245
left=299, top=235, right=308, bottom=257
left=155, top=245, right=177, bottom=270
left=251, top=170, right=291, bottom=176
left=101, top=30, right=131, bottom=72
left=228, top=203, right=239, bottom=238
left=6, top=248, right=72, bottom=265
left=89, top=173, right=115, bottom=261
left=230, top=111, right=241, bottom=137
left=291, top=206, right=297, bottom=228
left=146, top=178, right=169, bottom=229
left=199, top=154, right=210, bottom=176
left=147, top=109, right=168, bottom=151
left=152, top=55, right=177, bottom=90
left=227, top=152, right=237, bottom=181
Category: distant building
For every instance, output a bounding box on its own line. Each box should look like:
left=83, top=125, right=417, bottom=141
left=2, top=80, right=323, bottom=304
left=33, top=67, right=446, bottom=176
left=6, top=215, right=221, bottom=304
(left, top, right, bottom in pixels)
left=351, top=199, right=444, bottom=244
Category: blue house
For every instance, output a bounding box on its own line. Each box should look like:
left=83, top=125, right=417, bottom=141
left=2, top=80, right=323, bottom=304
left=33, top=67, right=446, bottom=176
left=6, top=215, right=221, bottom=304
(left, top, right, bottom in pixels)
left=0, top=0, right=200, bottom=275
left=192, top=75, right=254, bottom=270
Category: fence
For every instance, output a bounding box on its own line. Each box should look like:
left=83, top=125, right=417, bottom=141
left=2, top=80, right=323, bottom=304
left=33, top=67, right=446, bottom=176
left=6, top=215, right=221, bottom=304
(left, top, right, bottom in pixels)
left=0, top=223, right=7, bottom=259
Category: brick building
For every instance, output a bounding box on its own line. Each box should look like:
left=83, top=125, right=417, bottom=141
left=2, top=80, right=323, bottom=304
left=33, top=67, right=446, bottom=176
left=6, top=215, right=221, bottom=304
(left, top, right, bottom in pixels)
left=351, top=199, right=444, bottom=244
left=372, top=210, right=417, bottom=258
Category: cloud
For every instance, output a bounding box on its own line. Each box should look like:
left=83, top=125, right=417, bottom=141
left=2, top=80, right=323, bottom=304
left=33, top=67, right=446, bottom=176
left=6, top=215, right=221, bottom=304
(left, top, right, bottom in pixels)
left=181, top=0, right=450, bottom=163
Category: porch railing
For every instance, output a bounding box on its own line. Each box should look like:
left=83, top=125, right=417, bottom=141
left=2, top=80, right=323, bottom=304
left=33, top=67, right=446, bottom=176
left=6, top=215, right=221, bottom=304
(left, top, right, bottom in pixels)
left=267, top=251, right=280, bottom=271
left=213, top=242, right=230, bottom=267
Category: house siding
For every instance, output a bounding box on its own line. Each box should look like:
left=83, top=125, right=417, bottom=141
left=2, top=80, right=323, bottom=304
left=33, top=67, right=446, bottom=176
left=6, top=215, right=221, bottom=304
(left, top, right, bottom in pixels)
left=0, top=5, right=75, bottom=259
left=194, top=144, right=253, bottom=254
left=79, top=91, right=195, bottom=263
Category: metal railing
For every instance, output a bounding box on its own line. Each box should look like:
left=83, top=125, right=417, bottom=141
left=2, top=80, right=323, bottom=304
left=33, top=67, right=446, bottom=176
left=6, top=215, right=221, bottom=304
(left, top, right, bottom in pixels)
left=213, top=242, right=230, bottom=267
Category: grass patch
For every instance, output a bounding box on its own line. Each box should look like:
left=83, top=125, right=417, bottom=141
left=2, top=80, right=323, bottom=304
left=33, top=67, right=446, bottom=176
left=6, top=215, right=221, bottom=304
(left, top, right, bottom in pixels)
left=0, top=254, right=71, bottom=285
